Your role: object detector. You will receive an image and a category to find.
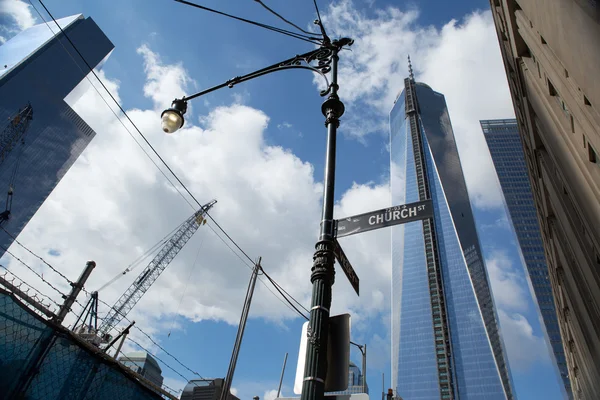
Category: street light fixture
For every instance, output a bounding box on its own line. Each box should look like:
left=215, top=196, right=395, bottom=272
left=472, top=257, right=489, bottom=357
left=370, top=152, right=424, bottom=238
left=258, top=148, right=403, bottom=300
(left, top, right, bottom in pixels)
left=161, top=99, right=187, bottom=133
left=161, top=35, right=353, bottom=400
left=350, top=341, right=367, bottom=394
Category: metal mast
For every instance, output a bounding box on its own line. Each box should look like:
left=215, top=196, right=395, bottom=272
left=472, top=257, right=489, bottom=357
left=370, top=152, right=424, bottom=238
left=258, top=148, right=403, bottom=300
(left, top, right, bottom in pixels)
left=0, top=104, right=33, bottom=224
left=0, top=104, right=32, bottom=166
left=99, top=199, right=217, bottom=338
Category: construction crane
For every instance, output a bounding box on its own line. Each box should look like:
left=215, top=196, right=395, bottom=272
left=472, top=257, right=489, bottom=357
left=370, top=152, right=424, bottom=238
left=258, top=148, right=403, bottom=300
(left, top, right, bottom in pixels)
left=0, top=104, right=33, bottom=224
left=98, top=199, right=217, bottom=341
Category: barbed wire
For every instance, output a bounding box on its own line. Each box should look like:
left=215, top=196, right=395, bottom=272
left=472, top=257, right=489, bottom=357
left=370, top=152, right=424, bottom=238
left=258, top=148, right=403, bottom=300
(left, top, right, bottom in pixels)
left=0, top=225, right=74, bottom=285
left=0, top=243, right=67, bottom=299
left=0, top=264, right=60, bottom=310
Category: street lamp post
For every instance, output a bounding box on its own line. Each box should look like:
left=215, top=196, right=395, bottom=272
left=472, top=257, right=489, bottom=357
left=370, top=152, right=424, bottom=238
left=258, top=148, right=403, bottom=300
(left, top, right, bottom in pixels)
left=350, top=341, right=367, bottom=393
left=161, top=37, right=353, bottom=400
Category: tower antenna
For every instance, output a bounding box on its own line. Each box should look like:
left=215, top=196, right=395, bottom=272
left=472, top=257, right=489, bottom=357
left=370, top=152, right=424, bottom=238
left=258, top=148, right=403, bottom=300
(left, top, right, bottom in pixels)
left=408, top=55, right=414, bottom=81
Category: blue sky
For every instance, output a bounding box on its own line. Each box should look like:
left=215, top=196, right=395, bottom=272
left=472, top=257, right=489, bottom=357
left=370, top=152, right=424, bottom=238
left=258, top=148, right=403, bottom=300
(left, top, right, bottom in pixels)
left=0, top=0, right=567, bottom=399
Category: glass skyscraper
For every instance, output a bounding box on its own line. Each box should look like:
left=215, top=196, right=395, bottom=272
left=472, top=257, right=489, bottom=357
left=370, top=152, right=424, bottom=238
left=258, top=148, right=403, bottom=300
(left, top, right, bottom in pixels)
left=0, top=14, right=113, bottom=256
left=481, top=119, right=572, bottom=398
left=390, top=73, right=514, bottom=399
left=118, top=351, right=164, bottom=388
left=326, top=362, right=368, bottom=395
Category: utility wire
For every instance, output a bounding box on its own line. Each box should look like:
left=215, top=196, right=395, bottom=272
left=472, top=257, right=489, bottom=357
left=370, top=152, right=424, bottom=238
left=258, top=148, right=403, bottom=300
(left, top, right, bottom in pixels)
left=254, top=0, right=321, bottom=36
left=264, top=270, right=310, bottom=315
left=174, top=0, right=323, bottom=45
left=263, top=271, right=309, bottom=319
left=312, top=0, right=329, bottom=40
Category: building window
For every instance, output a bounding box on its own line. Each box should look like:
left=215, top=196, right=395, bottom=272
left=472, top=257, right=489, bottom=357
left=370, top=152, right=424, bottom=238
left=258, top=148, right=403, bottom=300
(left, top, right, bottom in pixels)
left=584, top=95, right=592, bottom=107
left=588, top=144, right=597, bottom=163
left=570, top=115, right=575, bottom=133
left=564, top=69, right=569, bottom=78
left=541, top=35, right=547, bottom=44
left=548, top=79, right=557, bottom=96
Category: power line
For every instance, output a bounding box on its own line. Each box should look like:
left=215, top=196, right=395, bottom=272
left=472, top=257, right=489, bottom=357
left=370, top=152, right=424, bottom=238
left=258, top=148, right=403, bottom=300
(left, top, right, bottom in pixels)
left=174, top=0, right=323, bottom=45
left=254, top=0, right=322, bottom=36
left=263, top=271, right=309, bottom=319
left=312, top=0, right=329, bottom=40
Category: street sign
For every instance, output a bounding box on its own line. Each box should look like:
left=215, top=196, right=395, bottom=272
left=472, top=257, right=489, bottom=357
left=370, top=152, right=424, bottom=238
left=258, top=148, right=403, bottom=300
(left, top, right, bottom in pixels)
left=334, top=199, right=433, bottom=238
left=294, top=314, right=351, bottom=394
left=333, top=239, right=359, bottom=296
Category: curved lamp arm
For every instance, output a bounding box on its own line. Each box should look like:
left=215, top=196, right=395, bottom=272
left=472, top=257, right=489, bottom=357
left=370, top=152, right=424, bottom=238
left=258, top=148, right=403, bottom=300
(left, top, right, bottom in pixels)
left=183, top=46, right=335, bottom=102
left=161, top=38, right=353, bottom=133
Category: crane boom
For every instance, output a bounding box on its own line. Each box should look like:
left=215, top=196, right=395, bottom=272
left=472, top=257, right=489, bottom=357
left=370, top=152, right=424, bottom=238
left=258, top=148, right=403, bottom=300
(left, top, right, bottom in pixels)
left=99, top=200, right=217, bottom=336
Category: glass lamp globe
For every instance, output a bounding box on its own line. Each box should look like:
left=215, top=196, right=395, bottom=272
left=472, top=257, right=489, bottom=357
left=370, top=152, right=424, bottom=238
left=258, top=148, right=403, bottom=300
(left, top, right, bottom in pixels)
left=161, top=110, right=184, bottom=133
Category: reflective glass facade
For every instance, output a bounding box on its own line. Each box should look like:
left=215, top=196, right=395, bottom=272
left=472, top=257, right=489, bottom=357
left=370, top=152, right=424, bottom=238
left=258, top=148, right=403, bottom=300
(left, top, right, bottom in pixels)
left=327, top=362, right=369, bottom=395
left=390, top=79, right=514, bottom=399
left=0, top=15, right=113, bottom=255
left=481, top=119, right=572, bottom=398
left=118, top=351, right=164, bottom=388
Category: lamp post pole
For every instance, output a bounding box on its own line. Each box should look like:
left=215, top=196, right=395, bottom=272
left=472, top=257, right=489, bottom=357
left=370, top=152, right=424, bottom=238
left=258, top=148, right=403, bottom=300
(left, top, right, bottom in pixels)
left=160, top=35, right=353, bottom=400
left=301, top=41, right=346, bottom=400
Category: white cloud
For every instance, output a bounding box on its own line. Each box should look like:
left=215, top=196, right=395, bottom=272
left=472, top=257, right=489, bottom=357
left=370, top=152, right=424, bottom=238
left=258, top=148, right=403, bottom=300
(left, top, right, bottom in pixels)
left=137, top=44, right=193, bottom=109
left=264, top=389, right=279, bottom=400
left=486, top=251, right=529, bottom=313
left=277, top=122, right=292, bottom=130
left=319, top=0, right=513, bottom=208
left=0, top=0, right=36, bottom=32
left=498, top=310, right=549, bottom=372
left=230, top=387, right=239, bottom=396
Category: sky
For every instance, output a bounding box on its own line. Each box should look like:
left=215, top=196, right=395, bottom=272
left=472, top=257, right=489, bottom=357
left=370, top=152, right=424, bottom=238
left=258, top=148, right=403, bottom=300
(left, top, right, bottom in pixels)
left=0, top=0, right=567, bottom=399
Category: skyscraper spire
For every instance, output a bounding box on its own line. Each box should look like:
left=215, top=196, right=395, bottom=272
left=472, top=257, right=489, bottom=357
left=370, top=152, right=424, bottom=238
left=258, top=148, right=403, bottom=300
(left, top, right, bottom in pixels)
left=407, top=55, right=414, bottom=81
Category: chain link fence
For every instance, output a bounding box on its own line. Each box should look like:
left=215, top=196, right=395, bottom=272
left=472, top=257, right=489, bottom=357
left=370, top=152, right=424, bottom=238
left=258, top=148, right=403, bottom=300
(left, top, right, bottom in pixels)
left=0, top=288, right=175, bottom=400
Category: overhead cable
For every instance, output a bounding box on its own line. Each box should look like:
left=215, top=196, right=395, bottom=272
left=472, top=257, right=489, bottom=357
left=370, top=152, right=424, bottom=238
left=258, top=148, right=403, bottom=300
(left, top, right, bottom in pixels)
left=254, top=0, right=321, bottom=36
left=174, top=0, right=323, bottom=45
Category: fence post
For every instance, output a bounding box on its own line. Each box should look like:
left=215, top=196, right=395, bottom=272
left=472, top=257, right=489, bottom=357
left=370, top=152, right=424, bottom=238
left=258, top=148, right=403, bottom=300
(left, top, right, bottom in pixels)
left=9, top=328, right=57, bottom=398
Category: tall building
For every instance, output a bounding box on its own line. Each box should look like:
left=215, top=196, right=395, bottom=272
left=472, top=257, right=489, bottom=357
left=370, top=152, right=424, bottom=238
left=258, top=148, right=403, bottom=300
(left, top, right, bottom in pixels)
left=326, top=362, right=369, bottom=395
left=180, top=378, right=240, bottom=400
left=118, top=351, right=164, bottom=388
left=0, top=14, right=113, bottom=255
left=390, top=69, right=514, bottom=399
left=488, top=2, right=600, bottom=399
left=481, top=118, right=572, bottom=397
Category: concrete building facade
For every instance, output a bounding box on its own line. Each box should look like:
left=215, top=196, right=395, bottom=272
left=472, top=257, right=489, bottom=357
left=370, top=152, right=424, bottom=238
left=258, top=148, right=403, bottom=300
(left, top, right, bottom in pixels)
left=488, top=1, right=600, bottom=399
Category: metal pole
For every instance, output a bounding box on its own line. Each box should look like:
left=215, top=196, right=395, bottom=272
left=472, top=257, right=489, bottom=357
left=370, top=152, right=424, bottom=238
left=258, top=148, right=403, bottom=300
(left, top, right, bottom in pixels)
left=381, top=373, right=384, bottom=400
left=56, top=260, right=96, bottom=323
left=362, top=343, right=367, bottom=393
left=301, top=43, right=345, bottom=400
left=277, top=352, right=288, bottom=398
left=221, top=259, right=261, bottom=400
